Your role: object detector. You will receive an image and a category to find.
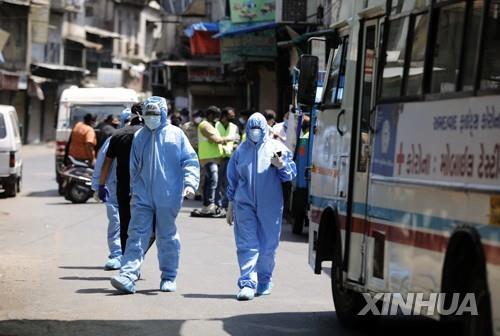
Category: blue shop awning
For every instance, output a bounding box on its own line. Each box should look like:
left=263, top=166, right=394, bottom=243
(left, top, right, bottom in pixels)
left=184, top=22, right=220, bottom=38
left=213, top=21, right=278, bottom=39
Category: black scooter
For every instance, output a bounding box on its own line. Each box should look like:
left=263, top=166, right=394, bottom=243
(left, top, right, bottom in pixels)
left=60, top=156, right=94, bottom=203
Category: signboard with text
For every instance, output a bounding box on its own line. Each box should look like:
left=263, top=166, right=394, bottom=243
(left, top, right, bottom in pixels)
left=229, top=0, right=275, bottom=23
left=371, top=98, right=500, bottom=189
left=219, top=20, right=276, bottom=64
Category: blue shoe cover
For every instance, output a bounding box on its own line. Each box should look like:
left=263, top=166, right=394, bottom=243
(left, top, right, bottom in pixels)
left=104, top=257, right=121, bottom=271
left=237, top=287, right=255, bottom=301
left=160, top=280, right=177, bottom=292
left=110, top=275, right=135, bottom=294
left=256, top=282, right=273, bottom=296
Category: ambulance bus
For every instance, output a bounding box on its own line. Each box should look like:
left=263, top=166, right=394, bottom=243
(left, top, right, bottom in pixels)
left=299, top=1, right=500, bottom=335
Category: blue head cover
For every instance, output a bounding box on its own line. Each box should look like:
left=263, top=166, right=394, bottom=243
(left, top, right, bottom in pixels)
left=246, top=112, right=269, bottom=143
left=143, top=96, right=169, bottom=126
left=120, top=108, right=132, bottom=127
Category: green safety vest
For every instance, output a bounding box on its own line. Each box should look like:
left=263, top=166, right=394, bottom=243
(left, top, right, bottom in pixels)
left=216, top=121, right=239, bottom=158
left=197, top=120, right=223, bottom=160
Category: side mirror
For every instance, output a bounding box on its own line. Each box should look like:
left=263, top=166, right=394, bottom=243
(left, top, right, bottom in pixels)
left=297, top=55, right=319, bottom=107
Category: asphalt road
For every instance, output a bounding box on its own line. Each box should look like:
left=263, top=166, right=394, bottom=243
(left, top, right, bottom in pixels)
left=0, top=145, right=444, bottom=336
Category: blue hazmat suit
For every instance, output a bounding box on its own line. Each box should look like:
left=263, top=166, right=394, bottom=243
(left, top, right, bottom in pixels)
left=91, top=108, right=133, bottom=260
left=92, top=133, right=121, bottom=259
left=227, top=113, right=297, bottom=289
left=119, top=96, right=200, bottom=282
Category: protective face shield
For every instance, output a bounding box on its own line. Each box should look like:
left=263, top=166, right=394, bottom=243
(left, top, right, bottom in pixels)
left=248, top=128, right=263, bottom=143
left=144, top=103, right=162, bottom=130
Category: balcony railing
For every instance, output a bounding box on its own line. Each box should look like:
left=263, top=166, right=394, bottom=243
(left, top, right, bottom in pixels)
left=51, top=0, right=83, bottom=13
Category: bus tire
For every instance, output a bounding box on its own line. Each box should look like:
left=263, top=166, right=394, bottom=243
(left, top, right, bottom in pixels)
left=331, top=223, right=377, bottom=328
left=440, top=227, right=493, bottom=336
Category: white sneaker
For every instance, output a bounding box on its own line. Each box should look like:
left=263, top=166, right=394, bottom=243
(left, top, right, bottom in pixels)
left=236, top=287, right=255, bottom=301
left=200, top=203, right=217, bottom=214
left=160, top=280, right=177, bottom=292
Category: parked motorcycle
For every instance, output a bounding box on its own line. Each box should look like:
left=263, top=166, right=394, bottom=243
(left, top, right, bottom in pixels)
left=60, top=156, right=94, bottom=204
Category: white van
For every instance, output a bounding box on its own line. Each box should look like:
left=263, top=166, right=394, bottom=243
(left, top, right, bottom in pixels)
left=0, top=105, right=22, bottom=197
left=55, top=87, right=139, bottom=190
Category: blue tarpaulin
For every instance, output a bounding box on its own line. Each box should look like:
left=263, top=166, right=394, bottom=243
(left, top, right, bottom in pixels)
left=184, top=22, right=220, bottom=38
left=213, top=21, right=277, bottom=39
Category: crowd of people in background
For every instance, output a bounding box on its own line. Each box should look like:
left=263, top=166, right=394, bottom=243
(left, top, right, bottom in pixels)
left=68, top=97, right=297, bottom=300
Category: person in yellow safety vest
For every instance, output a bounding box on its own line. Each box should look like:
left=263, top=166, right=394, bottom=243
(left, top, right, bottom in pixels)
left=215, top=107, right=240, bottom=210
left=197, top=106, right=232, bottom=215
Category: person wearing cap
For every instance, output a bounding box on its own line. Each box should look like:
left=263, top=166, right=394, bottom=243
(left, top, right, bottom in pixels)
left=91, top=108, right=132, bottom=270
left=110, top=96, right=199, bottom=294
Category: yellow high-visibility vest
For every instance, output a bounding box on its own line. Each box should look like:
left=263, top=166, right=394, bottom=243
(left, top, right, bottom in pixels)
left=197, top=120, right=223, bottom=160
left=216, top=121, right=239, bottom=157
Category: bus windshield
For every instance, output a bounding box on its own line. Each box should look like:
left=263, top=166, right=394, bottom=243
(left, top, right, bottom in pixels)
left=69, top=104, right=128, bottom=127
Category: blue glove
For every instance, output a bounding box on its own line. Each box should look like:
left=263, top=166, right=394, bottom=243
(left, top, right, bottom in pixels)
left=98, top=184, right=109, bottom=202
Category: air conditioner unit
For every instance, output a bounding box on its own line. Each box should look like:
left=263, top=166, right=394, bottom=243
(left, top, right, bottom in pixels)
left=275, top=0, right=320, bottom=24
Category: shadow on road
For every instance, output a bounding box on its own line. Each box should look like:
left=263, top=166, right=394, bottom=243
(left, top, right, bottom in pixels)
left=46, top=201, right=99, bottom=206
left=59, top=266, right=104, bottom=270
left=59, top=276, right=110, bottom=281
left=279, top=224, right=308, bottom=244
left=25, top=189, right=60, bottom=197
left=0, top=319, right=185, bottom=336
left=0, top=312, right=450, bottom=336
left=76, top=288, right=159, bottom=296
left=182, top=293, right=234, bottom=300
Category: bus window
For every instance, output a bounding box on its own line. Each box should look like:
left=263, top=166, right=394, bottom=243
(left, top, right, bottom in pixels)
left=462, top=0, right=483, bottom=91
left=405, top=13, right=429, bottom=96
left=323, top=37, right=349, bottom=106
left=391, top=0, right=430, bottom=15
left=357, top=23, right=378, bottom=173
left=430, top=2, right=466, bottom=94
left=380, top=17, right=410, bottom=98
left=480, top=0, right=500, bottom=90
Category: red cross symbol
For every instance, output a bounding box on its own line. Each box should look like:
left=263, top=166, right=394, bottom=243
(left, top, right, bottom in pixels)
left=396, top=142, right=405, bottom=175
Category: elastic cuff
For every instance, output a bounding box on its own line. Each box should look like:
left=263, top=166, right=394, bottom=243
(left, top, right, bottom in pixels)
left=238, top=279, right=257, bottom=289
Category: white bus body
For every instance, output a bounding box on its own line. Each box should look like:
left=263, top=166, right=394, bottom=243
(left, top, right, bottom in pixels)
left=306, top=1, right=500, bottom=334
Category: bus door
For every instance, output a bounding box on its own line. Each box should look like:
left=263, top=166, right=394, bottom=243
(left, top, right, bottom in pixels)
left=346, top=18, right=381, bottom=286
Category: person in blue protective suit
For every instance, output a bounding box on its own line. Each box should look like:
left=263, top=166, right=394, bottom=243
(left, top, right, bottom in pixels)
left=91, top=108, right=132, bottom=270
left=226, top=112, right=297, bottom=301
left=110, top=96, right=200, bottom=294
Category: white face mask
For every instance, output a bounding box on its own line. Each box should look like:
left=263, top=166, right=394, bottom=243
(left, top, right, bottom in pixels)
left=239, top=117, right=246, bottom=125
left=194, top=116, right=202, bottom=124
left=248, top=128, right=263, bottom=143
left=144, top=115, right=161, bottom=130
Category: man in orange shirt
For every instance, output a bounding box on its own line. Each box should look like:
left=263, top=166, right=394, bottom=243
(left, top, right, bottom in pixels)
left=68, top=113, right=97, bottom=166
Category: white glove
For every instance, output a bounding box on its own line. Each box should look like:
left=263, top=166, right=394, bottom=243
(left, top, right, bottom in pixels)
left=271, top=154, right=285, bottom=169
left=226, top=202, right=234, bottom=226
left=183, top=186, right=196, bottom=200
